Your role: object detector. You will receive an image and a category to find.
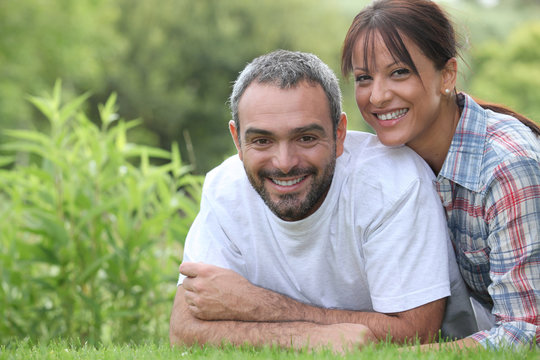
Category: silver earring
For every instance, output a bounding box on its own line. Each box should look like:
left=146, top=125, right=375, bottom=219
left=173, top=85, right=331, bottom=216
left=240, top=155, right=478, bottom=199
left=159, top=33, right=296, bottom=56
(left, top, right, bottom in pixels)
left=445, top=89, right=450, bottom=95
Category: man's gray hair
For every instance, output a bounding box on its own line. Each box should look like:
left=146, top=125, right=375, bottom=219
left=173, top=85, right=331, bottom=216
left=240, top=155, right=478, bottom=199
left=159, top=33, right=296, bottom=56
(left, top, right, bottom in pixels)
left=229, top=50, right=342, bottom=137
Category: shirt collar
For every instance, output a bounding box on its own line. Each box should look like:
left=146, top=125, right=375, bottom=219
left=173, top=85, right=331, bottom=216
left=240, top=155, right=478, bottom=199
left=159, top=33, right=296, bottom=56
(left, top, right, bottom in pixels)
left=437, top=93, right=487, bottom=192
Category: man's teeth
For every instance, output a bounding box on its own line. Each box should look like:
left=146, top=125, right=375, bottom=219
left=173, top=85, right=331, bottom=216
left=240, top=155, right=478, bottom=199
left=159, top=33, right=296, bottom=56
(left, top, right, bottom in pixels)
left=272, top=176, right=305, bottom=186
left=377, top=108, right=408, bottom=121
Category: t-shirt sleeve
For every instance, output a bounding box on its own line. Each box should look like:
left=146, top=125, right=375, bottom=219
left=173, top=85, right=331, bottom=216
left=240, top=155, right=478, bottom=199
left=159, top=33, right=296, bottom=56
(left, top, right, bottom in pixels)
left=362, top=177, right=452, bottom=313
left=177, top=192, right=245, bottom=286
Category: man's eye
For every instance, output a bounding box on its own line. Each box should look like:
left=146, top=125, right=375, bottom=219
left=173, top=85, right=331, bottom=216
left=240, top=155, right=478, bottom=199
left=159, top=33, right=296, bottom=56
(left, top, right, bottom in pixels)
left=253, top=138, right=270, bottom=146
left=299, top=135, right=316, bottom=143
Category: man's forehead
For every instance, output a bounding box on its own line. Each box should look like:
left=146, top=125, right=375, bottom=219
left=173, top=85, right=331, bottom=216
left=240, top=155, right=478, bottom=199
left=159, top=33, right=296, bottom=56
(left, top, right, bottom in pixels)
left=237, top=81, right=331, bottom=127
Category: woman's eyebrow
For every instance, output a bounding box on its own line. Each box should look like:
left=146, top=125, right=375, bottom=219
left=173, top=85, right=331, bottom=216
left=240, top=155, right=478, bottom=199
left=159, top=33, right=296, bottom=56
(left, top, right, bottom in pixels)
left=354, top=60, right=400, bottom=72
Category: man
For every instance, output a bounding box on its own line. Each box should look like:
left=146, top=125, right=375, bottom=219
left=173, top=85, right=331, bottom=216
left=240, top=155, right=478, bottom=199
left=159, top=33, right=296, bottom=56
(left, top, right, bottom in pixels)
left=169, top=50, right=477, bottom=352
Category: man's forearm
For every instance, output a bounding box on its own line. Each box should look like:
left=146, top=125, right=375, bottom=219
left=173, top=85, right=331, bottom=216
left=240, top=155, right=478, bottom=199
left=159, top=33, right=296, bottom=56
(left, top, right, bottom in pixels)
left=169, top=288, right=372, bottom=352
left=221, top=287, right=445, bottom=343
left=318, top=302, right=445, bottom=344
left=171, top=311, right=330, bottom=350
left=180, top=263, right=444, bottom=344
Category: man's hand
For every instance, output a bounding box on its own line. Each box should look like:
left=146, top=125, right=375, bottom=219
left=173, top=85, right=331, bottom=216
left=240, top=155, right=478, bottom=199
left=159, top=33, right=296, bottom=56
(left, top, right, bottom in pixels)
left=180, top=262, right=260, bottom=321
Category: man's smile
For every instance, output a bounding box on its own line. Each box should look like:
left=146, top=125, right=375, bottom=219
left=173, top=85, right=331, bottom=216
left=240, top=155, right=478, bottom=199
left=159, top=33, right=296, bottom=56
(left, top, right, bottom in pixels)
left=270, top=176, right=307, bottom=187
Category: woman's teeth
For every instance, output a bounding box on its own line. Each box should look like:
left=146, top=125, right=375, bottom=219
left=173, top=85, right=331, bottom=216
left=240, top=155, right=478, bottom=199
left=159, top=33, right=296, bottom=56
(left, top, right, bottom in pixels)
left=377, top=108, right=408, bottom=121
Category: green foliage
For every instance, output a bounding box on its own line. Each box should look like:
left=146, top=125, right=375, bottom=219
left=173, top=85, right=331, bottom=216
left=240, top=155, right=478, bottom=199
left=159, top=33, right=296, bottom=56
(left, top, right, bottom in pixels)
left=0, top=82, right=202, bottom=345
left=468, top=22, right=540, bottom=121
left=5, top=0, right=537, bottom=173
left=1, top=0, right=538, bottom=170
left=0, top=0, right=120, bottom=131
left=103, top=0, right=363, bottom=172
left=0, top=0, right=365, bottom=174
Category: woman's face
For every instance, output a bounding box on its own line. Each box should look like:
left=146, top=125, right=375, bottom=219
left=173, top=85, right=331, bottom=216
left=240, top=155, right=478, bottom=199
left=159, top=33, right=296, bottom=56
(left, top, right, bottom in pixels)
left=351, top=31, right=447, bottom=149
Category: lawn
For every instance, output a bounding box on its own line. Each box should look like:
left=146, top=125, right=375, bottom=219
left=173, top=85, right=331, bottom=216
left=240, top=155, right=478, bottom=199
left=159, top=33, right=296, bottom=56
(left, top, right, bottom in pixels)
left=0, top=340, right=538, bottom=360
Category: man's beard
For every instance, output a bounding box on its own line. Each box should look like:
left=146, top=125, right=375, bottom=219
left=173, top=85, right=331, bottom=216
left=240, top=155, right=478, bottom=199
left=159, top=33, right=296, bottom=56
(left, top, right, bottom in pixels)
left=245, top=157, right=336, bottom=221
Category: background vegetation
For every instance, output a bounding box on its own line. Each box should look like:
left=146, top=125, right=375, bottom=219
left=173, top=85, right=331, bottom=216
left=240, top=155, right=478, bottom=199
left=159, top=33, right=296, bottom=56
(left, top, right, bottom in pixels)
left=0, top=0, right=539, bottom=348
left=2, top=0, right=538, bottom=175
left=0, top=82, right=202, bottom=344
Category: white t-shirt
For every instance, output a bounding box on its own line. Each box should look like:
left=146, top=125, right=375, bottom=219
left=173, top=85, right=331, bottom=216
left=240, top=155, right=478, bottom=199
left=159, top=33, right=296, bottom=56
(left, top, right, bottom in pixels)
left=179, top=131, right=477, bottom=338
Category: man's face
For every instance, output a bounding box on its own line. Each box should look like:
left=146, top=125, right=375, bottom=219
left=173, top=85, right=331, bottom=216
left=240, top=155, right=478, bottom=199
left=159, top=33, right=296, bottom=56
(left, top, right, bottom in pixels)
left=229, top=81, right=346, bottom=221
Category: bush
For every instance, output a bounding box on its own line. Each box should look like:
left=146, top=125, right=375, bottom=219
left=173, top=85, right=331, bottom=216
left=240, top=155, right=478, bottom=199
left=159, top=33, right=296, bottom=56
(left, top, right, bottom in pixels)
left=0, top=81, right=202, bottom=345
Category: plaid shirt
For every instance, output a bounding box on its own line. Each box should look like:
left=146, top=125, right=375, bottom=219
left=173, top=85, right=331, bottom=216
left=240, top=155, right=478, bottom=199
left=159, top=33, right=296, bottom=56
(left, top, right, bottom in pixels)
left=435, top=94, right=540, bottom=348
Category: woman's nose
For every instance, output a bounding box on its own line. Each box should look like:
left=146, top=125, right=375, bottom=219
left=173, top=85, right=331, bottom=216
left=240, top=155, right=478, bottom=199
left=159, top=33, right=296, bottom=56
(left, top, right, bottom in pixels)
left=369, top=79, right=392, bottom=108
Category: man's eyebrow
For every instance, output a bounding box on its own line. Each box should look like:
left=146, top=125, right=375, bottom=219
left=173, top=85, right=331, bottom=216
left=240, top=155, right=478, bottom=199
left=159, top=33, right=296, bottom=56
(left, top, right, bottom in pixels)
left=244, top=124, right=327, bottom=138
left=289, top=124, right=326, bottom=136
left=244, top=128, right=274, bottom=138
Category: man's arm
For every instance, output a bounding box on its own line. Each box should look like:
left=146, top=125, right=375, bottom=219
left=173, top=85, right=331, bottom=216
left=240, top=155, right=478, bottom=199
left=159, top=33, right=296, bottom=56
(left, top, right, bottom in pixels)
left=180, top=262, right=445, bottom=344
left=169, top=286, right=374, bottom=353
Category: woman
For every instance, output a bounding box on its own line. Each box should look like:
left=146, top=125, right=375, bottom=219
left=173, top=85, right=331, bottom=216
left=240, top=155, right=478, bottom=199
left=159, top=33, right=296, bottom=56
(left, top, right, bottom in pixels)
left=341, top=0, right=539, bottom=349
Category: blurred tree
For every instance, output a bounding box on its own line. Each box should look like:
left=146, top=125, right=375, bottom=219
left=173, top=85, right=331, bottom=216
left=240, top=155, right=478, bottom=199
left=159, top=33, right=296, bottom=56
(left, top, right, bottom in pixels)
left=459, top=0, right=540, bottom=6
left=3, top=0, right=535, bottom=174
left=0, top=0, right=120, bottom=132
left=0, top=0, right=358, bottom=174
left=449, top=0, right=540, bottom=44
left=99, top=0, right=352, bottom=173
left=468, top=21, right=540, bottom=121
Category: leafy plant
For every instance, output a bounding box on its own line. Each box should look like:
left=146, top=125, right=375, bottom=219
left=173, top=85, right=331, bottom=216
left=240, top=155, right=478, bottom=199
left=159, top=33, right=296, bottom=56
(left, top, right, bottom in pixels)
left=0, top=81, right=202, bottom=345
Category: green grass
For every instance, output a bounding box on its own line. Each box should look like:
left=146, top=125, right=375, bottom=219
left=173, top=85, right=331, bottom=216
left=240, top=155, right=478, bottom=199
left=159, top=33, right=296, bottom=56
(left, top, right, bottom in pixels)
left=0, top=340, right=538, bottom=360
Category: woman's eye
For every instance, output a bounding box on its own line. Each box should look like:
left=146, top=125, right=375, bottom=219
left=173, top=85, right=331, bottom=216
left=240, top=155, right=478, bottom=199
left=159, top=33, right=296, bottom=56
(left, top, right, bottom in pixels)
left=392, top=68, right=410, bottom=77
left=355, top=74, right=371, bottom=83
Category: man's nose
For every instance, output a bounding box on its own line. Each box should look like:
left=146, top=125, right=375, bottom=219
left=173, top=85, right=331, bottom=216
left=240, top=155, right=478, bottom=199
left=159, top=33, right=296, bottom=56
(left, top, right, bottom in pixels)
left=271, top=142, right=299, bottom=175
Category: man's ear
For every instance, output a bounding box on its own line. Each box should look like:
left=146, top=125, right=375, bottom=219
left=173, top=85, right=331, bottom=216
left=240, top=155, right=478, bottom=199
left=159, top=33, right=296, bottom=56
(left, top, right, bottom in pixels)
left=336, top=112, right=347, bottom=157
left=229, top=120, right=243, bottom=161
left=440, top=57, right=457, bottom=95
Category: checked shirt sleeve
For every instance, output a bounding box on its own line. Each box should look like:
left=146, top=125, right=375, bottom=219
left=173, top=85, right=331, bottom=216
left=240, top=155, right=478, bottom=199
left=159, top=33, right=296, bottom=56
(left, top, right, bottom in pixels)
left=471, top=157, right=540, bottom=348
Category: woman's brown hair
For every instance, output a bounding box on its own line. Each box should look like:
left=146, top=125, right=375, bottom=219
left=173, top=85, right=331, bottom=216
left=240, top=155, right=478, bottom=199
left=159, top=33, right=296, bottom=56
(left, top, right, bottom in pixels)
left=341, top=0, right=539, bottom=136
